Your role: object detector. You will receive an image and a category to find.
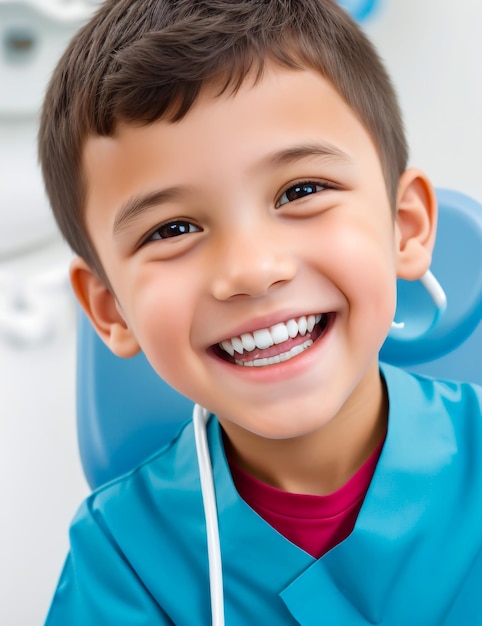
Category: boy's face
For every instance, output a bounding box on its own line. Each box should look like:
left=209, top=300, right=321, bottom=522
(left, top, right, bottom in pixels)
left=80, top=66, right=421, bottom=441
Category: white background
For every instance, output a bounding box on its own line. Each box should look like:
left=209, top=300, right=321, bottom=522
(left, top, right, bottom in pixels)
left=1, top=1, right=481, bottom=624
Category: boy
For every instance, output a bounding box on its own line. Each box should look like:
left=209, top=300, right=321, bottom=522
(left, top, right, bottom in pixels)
left=40, top=0, right=482, bottom=624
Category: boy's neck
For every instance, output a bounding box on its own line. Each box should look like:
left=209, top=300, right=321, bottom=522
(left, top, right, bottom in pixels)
left=221, top=366, right=388, bottom=496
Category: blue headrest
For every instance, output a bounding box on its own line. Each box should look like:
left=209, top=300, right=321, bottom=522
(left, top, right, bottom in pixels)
left=337, top=0, right=379, bottom=21
left=380, top=189, right=482, bottom=381
left=77, top=328, right=194, bottom=488
left=77, top=188, right=482, bottom=488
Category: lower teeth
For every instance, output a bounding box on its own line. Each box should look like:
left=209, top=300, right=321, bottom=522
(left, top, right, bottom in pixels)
left=234, top=339, right=313, bottom=367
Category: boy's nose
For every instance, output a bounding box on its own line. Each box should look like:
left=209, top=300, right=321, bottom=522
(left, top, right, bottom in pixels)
left=210, top=234, right=297, bottom=301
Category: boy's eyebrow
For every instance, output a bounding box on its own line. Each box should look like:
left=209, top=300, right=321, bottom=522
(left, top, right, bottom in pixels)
left=265, top=142, right=353, bottom=168
left=112, top=142, right=351, bottom=237
left=113, top=187, right=189, bottom=237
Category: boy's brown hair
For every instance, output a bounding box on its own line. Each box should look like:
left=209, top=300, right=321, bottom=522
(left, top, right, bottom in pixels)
left=39, top=0, right=408, bottom=288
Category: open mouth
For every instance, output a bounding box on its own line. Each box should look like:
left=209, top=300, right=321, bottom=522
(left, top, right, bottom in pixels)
left=212, top=313, right=333, bottom=367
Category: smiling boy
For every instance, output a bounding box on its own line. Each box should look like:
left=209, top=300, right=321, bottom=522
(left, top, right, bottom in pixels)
left=41, top=1, right=482, bottom=624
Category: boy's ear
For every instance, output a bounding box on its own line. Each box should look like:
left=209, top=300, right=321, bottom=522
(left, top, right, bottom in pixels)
left=70, top=257, right=141, bottom=358
left=395, top=168, right=438, bottom=280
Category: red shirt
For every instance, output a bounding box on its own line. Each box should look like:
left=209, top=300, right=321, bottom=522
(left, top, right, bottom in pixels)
left=229, top=438, right=384, bottom=559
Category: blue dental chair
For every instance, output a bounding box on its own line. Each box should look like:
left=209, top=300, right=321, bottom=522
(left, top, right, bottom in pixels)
left=77, top=189, right=482, bottom=489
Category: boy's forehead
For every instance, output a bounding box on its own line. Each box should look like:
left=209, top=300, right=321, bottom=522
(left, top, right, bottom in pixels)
left=83, top=66, right=374, bottom=160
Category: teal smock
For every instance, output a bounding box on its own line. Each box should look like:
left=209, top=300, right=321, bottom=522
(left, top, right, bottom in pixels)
left=45, top=364, right=482, bottom=625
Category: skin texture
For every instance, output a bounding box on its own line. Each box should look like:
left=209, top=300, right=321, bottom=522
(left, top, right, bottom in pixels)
left=72, top=66, right=437, bottom=495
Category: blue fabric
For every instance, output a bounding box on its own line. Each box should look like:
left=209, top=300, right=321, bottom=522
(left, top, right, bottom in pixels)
left=45, top=365, right=482, bottom=625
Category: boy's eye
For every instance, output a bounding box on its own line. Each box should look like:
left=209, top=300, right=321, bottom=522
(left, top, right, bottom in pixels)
left=148, top=220, right=201, bottom=241
left=277, top=181, right=327, bottom=207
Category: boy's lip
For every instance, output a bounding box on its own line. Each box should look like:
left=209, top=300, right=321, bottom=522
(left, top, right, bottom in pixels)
left=208, top=311, right=336, bottom=374
left=208, top=310, right=336, bottom=366
left=211, top=309, right=330, bottom=348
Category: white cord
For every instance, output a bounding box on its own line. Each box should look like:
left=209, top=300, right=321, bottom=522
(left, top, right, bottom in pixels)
left=420, top=269, right=447, bottom=311
left=391, top=269, right=447, bottom=331
left=193, top=404, right=225, bottom=626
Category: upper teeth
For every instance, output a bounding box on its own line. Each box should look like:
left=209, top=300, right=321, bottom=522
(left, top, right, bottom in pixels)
left=220, top=314, right=322, bottom=356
